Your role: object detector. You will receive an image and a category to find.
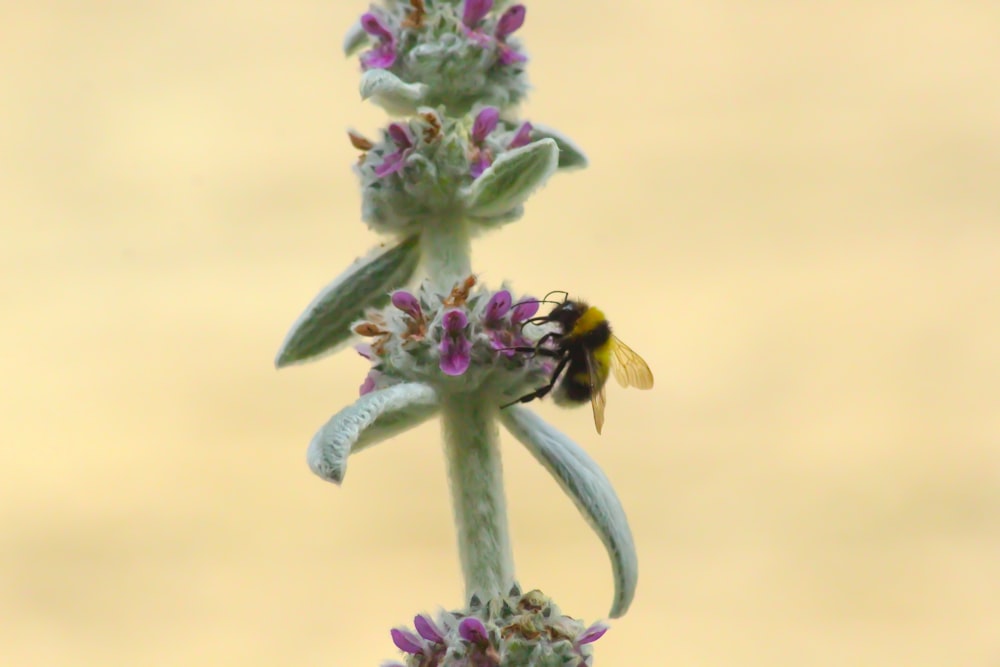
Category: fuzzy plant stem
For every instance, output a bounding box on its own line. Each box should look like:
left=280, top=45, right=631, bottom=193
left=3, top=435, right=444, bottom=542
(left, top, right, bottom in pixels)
left=424, top=204, right=513, bottom=600
left=441, top=392, right=515, bottom=602
left=421, top=213, right=472, bottom=291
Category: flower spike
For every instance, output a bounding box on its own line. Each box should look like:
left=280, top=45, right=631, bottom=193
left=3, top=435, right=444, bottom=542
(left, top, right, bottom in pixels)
left=280, top=2, right=643, bottom=664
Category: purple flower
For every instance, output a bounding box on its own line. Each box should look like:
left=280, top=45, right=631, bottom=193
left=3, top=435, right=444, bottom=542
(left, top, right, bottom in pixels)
left=463, top=0, right=494, bottom=28
left=470, top=107, right=500, bottom=178
left=481, top=290, right=512, bottom=353
left=484, top=290, right=512, bottom=324
left=458, top=616, right=489, bottom=645
left=577, top=622, right=609, bottom=646
left=472, top=107, right=500, bottom=144
left=439, top=309, right=471, bottom=376
left=495, top=4, right=525, bottom=39
left=360, top=12, right=397, bottom=70
left=413, top=614, right=445, bottom=644
left=390, top=627, right=424, bottom=655
left=511, top=297, right=539, bottom=323
left=470, top=153, right=492, bottom=179
left=391, top=290, right=423, bottom=321
left=359, top=369, right=381, bottom=396
left=495, top=5, right=527, bottom=65
left=508, top=121, right=533, bottom=149
left=375, top=123, right=415, bottom=178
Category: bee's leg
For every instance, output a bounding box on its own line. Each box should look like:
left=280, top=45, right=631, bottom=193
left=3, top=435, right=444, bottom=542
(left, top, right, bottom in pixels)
left=500, top=355, right=570, bottom=409
left=533, top=332, right=561, bottom=348
left=501, top=345, right=562, bottom=358
left=499, top=333, right=563, bottom=358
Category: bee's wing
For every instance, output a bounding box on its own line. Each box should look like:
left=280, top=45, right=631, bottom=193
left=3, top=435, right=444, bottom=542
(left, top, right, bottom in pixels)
left=610, top=335, right=654, bottom=389
left=585, top=350, right=607, bottom=434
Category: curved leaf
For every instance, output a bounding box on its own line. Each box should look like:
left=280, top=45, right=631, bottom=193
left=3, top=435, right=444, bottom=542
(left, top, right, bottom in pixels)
left=308, top=382, right=440, bottom=484
left=275, top=236, right=420, bottom=367
left=500, top=406, right=638, bottom=618
left=462, top=139, right=558, bottom=219
left=343, top=19, right=370, bottom=57
left=359, top=69, right=428, bottom=115
left=530, top=123, right=589, bottom=170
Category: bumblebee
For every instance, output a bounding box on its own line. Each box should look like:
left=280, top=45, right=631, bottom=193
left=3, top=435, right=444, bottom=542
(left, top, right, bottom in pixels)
left=502, top=295, right=654, bottom=433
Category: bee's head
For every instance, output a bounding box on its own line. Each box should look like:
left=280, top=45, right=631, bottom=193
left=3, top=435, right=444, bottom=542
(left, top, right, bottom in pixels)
left=547, top=299, right=587, bottom=329
left=518, top=292, right=585, bottom=331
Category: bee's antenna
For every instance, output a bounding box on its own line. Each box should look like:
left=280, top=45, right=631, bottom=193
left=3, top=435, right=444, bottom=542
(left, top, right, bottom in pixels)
left=513, top=292, right=570, bottom=331
left=512, top=291, right=568, bottom=309
left=541, top=290, right=569, bottom=303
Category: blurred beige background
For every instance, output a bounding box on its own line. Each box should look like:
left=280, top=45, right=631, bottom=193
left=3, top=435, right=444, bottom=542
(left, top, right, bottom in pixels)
left=2, top=2, right=999, bottom=665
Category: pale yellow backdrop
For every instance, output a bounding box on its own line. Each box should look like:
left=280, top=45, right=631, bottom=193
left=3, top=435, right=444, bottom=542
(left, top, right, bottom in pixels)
left=2, top=2, right=998, bottom=665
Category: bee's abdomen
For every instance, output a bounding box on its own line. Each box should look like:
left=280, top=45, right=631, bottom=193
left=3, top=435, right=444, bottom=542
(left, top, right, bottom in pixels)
left=554, top=363, right=594, bottom=404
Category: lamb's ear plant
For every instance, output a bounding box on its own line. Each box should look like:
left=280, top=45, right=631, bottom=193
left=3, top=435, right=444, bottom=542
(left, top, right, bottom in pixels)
left=277, top=2, right=639, bottom=664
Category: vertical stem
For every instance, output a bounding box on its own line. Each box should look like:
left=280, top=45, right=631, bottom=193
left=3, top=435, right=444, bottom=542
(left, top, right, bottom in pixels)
left=441, top=392, right=515, bottom=602
left=420, top=214, right=472, bottom=290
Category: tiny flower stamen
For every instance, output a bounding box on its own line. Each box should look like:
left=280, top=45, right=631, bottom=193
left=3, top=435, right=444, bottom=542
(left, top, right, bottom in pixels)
left=353, top=322, right=388, bottom=337
left=443, top=275, right=478, bottom=307
left=402, top=0, right=426, bottom=29
left=353, top=322, right=391, bottom=354
left=348, top=130, right=375, bottom=151
left=418, top=110, right=443, bottom=142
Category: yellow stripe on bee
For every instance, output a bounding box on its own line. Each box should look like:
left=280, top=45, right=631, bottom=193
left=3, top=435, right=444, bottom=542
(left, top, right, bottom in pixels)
left=592, top=344, right=611, bottom=372
left=570, top=306, right=606, bottom=337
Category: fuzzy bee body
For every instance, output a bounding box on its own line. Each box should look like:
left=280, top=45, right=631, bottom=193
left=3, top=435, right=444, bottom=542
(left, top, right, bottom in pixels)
left=503, top=299, right=652, bottom=433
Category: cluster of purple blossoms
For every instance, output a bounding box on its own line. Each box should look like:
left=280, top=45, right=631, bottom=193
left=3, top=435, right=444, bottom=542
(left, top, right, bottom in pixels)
left=352, top=276, right=550, bottom=399
left=356, top=106, right=533, bottom=186
left=382, top=587, right=609, bottom=667
left=347, top=0, right=530, bottom=113
left=349, top=107, right=553, bottom=236
left=360, top=1, right=526, bottom=71
left=459, top=0, right=527, bottom=66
